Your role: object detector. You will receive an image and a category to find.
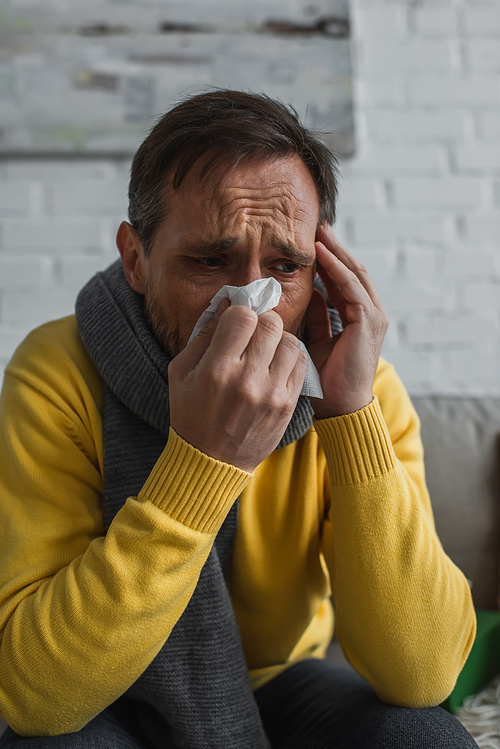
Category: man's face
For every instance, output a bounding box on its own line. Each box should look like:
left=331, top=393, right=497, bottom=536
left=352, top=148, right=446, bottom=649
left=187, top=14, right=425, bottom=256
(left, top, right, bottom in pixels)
left=138, top=155, right=320, bottom=357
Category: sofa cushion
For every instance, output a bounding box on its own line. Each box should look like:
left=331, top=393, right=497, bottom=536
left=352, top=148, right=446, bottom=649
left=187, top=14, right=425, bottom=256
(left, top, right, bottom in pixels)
left=412, top=396, right=500, bottom=610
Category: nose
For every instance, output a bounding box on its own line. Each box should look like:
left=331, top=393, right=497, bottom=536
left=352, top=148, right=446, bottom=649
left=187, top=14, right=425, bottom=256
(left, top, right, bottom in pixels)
left=231, top=260, right=263, bottom=287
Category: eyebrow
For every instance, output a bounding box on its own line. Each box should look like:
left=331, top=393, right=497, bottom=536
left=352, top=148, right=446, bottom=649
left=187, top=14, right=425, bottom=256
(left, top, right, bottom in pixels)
left=272, top=240, right=314, bottom=266
left=181, top=237, right=314, bottom=265
left=181, top=238, right=239, bottom=256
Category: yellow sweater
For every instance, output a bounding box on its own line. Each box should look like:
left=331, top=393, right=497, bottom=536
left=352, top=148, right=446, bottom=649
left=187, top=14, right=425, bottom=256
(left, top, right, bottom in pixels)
left=0, top=316, right=475, bottom=736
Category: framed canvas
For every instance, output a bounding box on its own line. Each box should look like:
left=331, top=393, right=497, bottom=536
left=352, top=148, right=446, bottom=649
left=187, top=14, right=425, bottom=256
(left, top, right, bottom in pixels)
left=0, top=0, right=353, bottom=156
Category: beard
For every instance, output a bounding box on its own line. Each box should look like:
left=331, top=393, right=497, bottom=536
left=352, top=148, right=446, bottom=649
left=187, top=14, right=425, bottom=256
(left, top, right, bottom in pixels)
left=144, top=285, right=308, bottom=360
left=144, top=290, right=184, bottom=359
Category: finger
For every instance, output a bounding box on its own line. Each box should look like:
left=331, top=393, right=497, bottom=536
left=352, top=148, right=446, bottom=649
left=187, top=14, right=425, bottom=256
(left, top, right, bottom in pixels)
left=243, top=309, right=284, bottom=369
left=176, top=299, right=239, bottom=373
left=315, top=242, right=373, bottom=310
left=214, top=297, right=231, bottom=321
left=305, top=288, right=332, bottom=347
left=268, top=331, right=302, bottom=388
left=205, top=304, right=258, bottom=362
left=317, top=226, right=383, bottom=308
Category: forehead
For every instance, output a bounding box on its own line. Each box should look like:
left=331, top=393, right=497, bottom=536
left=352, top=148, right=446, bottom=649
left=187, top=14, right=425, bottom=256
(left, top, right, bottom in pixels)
left=167, top=155, right=320, bottom=235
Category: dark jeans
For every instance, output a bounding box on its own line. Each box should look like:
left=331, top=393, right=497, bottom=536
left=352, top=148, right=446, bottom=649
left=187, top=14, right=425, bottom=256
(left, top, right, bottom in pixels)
left=0, top=659, right=478, bottom=749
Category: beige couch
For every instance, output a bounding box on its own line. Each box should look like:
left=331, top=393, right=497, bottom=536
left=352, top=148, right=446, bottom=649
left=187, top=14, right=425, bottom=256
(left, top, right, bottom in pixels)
left=1, top=396, right=499, bottom=738
left=414, top=396, right=500, bottom=611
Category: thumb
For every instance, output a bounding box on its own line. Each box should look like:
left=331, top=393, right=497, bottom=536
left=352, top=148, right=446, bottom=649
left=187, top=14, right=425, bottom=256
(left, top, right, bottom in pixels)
left=178, top=298, right=231, bottom=373
left=305, top=289, right=332, bottom=347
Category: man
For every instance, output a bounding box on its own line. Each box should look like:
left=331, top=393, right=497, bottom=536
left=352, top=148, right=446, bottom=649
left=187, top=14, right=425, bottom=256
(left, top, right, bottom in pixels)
left=0, top=91, right=477, bottom=748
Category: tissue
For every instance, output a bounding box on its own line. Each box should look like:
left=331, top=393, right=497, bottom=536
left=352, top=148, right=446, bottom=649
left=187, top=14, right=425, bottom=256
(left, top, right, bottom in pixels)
left=188, top=278, right=323, bottom=399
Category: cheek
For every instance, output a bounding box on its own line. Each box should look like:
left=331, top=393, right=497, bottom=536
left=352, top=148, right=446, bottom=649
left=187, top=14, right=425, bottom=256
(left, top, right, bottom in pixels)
left=276, top=282, right=313, bottom=334
left=176, top=289, right=220, bottom=336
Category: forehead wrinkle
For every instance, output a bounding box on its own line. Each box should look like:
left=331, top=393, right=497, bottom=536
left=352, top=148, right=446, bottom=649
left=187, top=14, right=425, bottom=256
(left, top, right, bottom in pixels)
left=212, top=208, right=300, bottom=250
left=213, top=195, right=301, bottom=232
left=192, top=162, right=319, bottom=248
left=209, top=178, right=301, bottom=213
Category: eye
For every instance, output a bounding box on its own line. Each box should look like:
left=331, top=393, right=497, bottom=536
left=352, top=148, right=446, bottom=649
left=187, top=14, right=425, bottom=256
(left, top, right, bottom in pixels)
left=274, top=261, right=299, bottom=274
left=196, top=257, right=225, bottom=268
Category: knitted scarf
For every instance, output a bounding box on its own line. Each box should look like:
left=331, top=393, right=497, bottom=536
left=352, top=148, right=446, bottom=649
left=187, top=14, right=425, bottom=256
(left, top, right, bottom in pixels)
left=75, top=260, right=340, bottom=748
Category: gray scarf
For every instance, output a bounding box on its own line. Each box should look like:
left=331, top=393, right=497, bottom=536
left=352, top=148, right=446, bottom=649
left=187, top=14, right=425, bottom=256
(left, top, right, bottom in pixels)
left=75, top=260, right=341, bottom=748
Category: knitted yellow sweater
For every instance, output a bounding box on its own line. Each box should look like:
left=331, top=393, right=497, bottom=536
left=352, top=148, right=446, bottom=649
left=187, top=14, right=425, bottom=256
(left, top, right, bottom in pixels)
left=0, top=316, right=475, bottom=736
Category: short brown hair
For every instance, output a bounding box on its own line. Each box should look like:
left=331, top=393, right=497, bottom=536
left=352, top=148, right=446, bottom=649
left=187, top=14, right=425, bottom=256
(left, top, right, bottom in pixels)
left=128, top=90, right=339, bottom=255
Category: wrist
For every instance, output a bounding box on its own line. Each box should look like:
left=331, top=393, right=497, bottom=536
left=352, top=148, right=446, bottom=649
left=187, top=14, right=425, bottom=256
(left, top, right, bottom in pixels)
left=313, top=397, right=396, bottom=486
left=311, top=395, right=374, bottom=420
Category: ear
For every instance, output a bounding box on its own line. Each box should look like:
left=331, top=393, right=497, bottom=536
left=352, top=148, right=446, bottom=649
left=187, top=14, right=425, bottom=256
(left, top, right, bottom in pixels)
left=116, top=222, right=146, bottom=294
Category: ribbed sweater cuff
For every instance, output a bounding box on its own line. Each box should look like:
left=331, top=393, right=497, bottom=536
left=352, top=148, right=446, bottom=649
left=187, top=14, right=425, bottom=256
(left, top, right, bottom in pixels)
left=314, top=397, right=396, bottom=486
left=139, top=428, right=252, bottom=534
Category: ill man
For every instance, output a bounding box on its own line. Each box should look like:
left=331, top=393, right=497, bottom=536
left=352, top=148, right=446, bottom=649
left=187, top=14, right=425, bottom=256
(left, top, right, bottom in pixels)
left=0, top=91, right=477, bottom=749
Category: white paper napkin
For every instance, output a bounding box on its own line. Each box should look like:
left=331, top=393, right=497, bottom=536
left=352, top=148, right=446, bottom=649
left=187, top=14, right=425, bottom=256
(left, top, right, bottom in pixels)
left=188, top=278, right=323, bottom=398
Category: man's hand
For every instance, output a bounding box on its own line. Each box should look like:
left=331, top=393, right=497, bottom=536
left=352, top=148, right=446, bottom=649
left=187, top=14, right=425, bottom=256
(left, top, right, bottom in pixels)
left=169, top=302, right=309, bottom=472
left=306, top=225, right=389, bottom=420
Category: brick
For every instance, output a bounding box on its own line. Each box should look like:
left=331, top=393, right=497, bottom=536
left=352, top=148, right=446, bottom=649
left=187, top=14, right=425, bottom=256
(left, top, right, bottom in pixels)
left=0, top=326, right=33, bottom=362
left=375, top=280, right=455, bottom=315
left=464, top=282, right=500, bottom=309
left=2, top=219, right=103, bottom=250
left=0, top=182, right=37, bottom=217
left=411, top=0, right=457, bottom=5
left=356, top=79, right=405, bottom=106
left=467, top=40, right=500, bottom=72
left=455, top=145, right=500, bottom=171
left=1, top=288, right=78, bottom=325
left=353, top=0, right=407, bottom=8
left=407, top=314, right=496, bottom=345
left=99, top=217, right=128, bottom=256
left=404, top=246, right=441, bottom=278
left=443, top=248, right=498, bottom=276
left=51, top=180, right=128, bottom=217
left=337, top=178, right=385, bottom=209
left=0, top=256, right=53, bottom=288
left=366, top=110, right=468, bottom=141
left=350, top=213, right=449, bottom=245
left=480, top=112, right=500, bottom=141
left=352, top=6, right=409, bottom=37
left=60, top=255, right=115, bottom=287
left=354, top=0, right=423, bottom=7
left=381, top=350, right=439, bottom=391
left=340, top=248, right=396, bottom=288
left=393, top=177, right=485, bottom=208
left=410, top=74, right=500, bottom=105
left=413, top=8, right=458, bottom=36
left=362, top=40, right=454, bottom=73
left=440, top=350, right=500, bottom=395
left=464, top=214, right=500, bottom=242
left=355, top=144, right=445, bottom=174
left=463, top=7, right=500, bottom=36
left=5, top=159, right=127, bottom=181
left=331, top=218, right=347, bottom=245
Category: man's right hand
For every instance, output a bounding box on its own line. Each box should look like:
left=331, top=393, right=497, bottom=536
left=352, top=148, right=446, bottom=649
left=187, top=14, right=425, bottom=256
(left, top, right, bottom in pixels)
left=168, top=304, right=308, bottom=473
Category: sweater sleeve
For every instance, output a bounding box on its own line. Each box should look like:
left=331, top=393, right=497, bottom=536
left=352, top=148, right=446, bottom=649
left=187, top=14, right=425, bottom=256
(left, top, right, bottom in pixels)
left=0, top=323, right=251, bottom=736
left=316, top=360, right=476, bottom=708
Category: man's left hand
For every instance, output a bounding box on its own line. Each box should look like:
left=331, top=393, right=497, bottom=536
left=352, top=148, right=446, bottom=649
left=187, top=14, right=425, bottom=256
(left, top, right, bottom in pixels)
left=306, top=225, right=389, bottom=420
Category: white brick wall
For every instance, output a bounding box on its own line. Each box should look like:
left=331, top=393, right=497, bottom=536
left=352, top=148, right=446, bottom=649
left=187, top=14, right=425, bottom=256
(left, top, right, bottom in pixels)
left=335, top=0, right=500, bottom=395
left=0, top=158, right=129, bottom=385
left=0, top=0, right=499, bottom=396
